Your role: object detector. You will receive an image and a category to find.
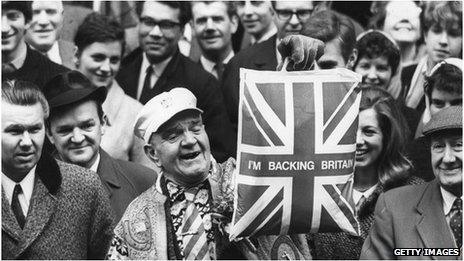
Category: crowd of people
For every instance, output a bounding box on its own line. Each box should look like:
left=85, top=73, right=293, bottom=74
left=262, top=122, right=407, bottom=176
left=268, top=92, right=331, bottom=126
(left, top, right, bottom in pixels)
left=1, top=0, right=462, bottom=259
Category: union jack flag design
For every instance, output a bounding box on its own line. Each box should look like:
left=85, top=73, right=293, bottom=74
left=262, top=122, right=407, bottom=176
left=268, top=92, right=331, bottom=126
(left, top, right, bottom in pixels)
left=230, top=69, right=362, bottom=240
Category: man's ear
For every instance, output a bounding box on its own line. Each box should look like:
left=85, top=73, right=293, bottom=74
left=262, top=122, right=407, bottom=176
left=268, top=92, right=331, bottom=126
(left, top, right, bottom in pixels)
left=100, top=114, right=108, bottom=136
left=346, top=48, right=358, bottom=70
left=45, top=127, right=55, bottom=145
left=144, top=144, right=162, bottom=168
left=231, top=15, right=239, bottom=34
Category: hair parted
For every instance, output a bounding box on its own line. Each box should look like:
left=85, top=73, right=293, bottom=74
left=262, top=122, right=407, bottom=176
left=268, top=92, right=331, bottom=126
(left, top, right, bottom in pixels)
left=2, top=80, right=50, bottom=118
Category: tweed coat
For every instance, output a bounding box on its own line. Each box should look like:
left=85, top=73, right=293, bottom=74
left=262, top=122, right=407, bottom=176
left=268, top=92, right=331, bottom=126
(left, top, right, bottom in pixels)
left=360, top=179, right=460, bottom=260
left=97, top=149, right=156, bottom=222
left=2, top=153, right=114, bottom=260
left=116, top=48, right=236, bottom=163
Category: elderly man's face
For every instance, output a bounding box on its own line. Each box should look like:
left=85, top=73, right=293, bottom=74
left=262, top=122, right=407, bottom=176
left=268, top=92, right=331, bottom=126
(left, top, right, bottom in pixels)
left=431, top=132, right=462, bottom=195
left=148, top=110, right=211, bottom=185
left=2, top=102, right=45, bottom=181
left=26, top=1, right=63, bottom=52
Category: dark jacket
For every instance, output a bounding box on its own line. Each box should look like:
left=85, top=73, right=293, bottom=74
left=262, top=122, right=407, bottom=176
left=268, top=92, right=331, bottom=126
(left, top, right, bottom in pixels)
left=309, top=176, right=424, bottom=260
left=2, top=153, right=114, bottom=259
left=400, top=64, right=426, bottom=112
left=221, top=34, right=278, bottom=133
left=361, top=179, right=459, bottom=260
left=97, top=149, right=156, bottom=222
left=116, top=48, right=236, bottom=162
left=3, top=45, right=68, bottom=90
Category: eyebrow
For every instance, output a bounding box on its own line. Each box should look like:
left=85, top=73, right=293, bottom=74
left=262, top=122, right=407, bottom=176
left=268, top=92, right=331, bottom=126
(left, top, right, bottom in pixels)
left=4, top=123, right=43, bottom=131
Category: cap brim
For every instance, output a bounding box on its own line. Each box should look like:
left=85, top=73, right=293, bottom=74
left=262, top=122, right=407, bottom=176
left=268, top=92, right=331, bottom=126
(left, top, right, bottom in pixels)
left=155, top=107, right=204, bottom=133
left=48, top=86, right=107, bottom=108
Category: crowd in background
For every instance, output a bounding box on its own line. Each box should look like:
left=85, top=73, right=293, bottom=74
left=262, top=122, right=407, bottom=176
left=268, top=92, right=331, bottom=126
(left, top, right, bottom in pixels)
left=1, top=1, right=462, bottom=259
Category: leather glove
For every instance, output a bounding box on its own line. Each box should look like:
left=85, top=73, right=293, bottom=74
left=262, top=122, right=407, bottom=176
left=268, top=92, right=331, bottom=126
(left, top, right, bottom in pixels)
left=277, top=35, right=325, bottom=71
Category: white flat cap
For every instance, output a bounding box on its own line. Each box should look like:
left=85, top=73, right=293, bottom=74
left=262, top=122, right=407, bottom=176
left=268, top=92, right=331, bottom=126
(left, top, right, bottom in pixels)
left=134, top=88, right=203, bottom=143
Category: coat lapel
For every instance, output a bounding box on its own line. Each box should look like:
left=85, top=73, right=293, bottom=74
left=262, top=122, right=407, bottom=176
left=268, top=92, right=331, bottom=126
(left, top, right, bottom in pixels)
left=96, top=149, right=121, bottom=199
left=16, top=178, right=57, bottom=257
left=152, top=50, right=181, bottom=95
left=2, top=189, right=22, bottom=243
left=416, top=181, right=455, bottom=255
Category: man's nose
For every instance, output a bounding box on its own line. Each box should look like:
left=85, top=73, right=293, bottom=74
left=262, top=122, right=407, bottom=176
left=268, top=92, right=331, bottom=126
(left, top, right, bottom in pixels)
left=71, top=128, right=85, bottom=143
left=442, top=144, right=456, bottom=163
left=19, top=131, right=33, bottom=147
left=149, top=24, right=163, bottom=37
left=289, top=13, right=300, bottom=26
left=1, top=16, right=11, bottom=33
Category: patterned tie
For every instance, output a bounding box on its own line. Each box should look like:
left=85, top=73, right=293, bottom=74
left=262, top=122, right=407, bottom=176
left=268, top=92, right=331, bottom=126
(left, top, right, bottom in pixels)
left=11, top=184, right=26, bottom=229
left=356, top=195, right=366, bottom=214
left=450, top=198, right=462, bottom=248
left=181, top=188, right=211, bottom=260
left=140, top=65, right=154, bottom=105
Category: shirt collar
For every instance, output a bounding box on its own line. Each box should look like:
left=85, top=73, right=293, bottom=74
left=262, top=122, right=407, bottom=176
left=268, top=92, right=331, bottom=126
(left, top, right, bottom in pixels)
left=2, top=165, right=36, bottom=204
left=46, top=41, right=62, bottom=64
left=89, top=152, right=101, bottom=173
left=200, top=50, right=235, bottom=71
left=441, top=186, right=461, bottom=216
left=252, top=26, right=277, bottom=44
left=275, top=38, right=282, bottom=66
left=8, top=41, right=28, bottom=69
left=353, top=184, right=378, bottom=204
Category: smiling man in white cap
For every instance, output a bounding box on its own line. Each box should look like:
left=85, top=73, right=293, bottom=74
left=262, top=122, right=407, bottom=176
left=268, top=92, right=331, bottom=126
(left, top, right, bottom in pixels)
left=107, top=87, right=242, bottom=260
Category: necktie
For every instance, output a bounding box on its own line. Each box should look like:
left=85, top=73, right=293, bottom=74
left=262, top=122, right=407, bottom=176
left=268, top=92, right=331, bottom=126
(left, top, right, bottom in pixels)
left=356, top=195, right=366, bottom=214
left=11, top=184, right=26, bottom=229
left=181, top=188, right=211, bottom=260
left=450, top=198, right=462, bottom=248
left=140, top=65, right=154, bottom=105
left=213, top=63, right=225, bottom=80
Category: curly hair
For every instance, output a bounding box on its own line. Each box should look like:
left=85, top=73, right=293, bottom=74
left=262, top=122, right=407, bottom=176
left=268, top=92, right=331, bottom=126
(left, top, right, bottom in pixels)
left=359, top=86, right=412, bottom=190
left=354, top=30, right=401, bottom=75
left=74, top=12, right=125, bottom=56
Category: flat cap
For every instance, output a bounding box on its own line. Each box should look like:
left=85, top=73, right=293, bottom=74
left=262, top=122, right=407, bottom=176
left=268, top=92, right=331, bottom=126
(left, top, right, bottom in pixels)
left=423, top=106, right=462, bottom=137
left=134, top=88, right=203, bottom=143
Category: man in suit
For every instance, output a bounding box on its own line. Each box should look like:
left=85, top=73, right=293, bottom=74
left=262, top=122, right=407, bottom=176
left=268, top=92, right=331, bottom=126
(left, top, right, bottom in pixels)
left=44, top=70, right=155, bottom=222
left=191, top=1, right=238, bottom=79
left=25, top=0, right=75, bottom=69
left=1, top=79, right=114, bottom=259
left=221, top=0, right=314, bottom=131
left=2, top=1, right=68, bottom=90
left=360, top=105, right=462, bottom=260
left=116, top=0, right=235, bottom=163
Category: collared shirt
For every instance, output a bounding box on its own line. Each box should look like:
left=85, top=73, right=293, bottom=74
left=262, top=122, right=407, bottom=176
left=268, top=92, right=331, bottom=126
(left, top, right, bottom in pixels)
left=89, top=153, right=101, bottom=173
left=155, top=173, right=216, bottom=259
left=136, top=54, right=173, bottom=100
left=353, top=184, right=378, bottom=205
left=7, top=41, right=28, bottom=70
left=45, top=41, right=62, bottom=65
left=2, top=166, right=37, bottom=216
left=200, top=51, right=234, bottom=79
left=251, top=25, right=277, bottom=45
left=275, top=38, right=282, bottom=66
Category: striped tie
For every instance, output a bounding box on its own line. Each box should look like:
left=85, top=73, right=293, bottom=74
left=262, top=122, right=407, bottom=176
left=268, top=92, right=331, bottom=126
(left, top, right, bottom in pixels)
left=181, top=188, right=211, bottom=260
left=450, top=198, right=462, bottom=248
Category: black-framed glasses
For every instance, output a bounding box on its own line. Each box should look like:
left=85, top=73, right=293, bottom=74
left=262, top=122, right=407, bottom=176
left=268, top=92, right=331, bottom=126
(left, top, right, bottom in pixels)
left=140, top=16, right=181, bottom=31
left=275, top=9, right=312, bottom=21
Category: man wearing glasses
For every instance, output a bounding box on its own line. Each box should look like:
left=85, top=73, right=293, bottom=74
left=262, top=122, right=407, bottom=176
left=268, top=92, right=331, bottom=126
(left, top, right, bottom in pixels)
left=116, top=1, right=236, bottom=163
left=221, top=1, right=314, bottom=134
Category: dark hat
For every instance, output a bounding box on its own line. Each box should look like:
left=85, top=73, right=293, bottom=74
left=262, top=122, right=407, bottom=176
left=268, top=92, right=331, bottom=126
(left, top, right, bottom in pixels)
left=423, top=106, right=462, bottom=137
left=2, top=1, right=32, bottom=22
left=43, top=70, right=107, bottom=109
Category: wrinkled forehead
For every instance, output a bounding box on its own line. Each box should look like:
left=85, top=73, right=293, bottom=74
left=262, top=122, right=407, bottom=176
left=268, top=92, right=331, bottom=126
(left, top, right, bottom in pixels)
left=157, top=110, right=203, bottom=133
left=32, top=1, right=63, bottom=12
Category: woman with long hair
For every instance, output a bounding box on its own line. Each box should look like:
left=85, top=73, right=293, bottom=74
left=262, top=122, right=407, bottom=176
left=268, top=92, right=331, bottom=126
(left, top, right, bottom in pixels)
left=308, top=86, right=423, bottom=259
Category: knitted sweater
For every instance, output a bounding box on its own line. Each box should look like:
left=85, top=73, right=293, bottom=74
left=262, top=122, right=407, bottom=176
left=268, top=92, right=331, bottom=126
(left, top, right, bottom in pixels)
left=308, top=176, right=424, bottom=260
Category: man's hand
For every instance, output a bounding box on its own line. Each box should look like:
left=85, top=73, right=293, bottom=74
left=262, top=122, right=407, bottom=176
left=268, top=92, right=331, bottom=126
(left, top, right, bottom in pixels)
left=277, top=35, right=325, bottom=71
